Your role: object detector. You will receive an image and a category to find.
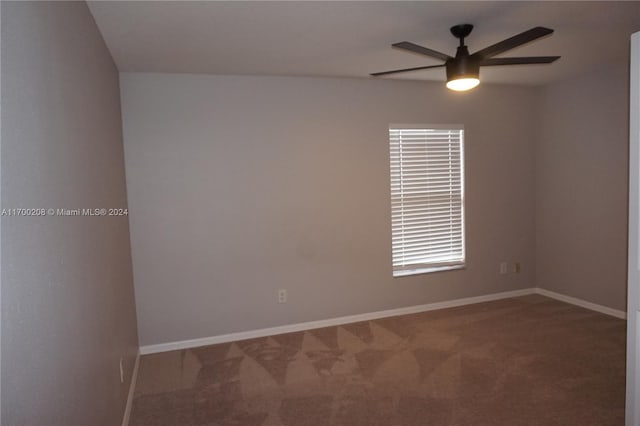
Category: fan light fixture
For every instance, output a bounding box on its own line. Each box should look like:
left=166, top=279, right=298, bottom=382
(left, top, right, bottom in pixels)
left=445, top=52, right=480, bottom=91
left=446, top=78, right=480, bottom=91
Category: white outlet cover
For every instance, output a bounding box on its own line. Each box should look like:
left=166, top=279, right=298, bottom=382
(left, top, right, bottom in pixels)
left=500, top=263, right=508, bottom=274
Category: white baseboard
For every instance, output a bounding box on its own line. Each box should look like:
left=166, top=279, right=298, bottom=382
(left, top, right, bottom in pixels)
left=140, top=288, right=536, bottom=354
left=121, top=351, right=140, bottom=426
left=139, top=287, right=627, bottom=355
left=534, top=288, right=627, bottom=319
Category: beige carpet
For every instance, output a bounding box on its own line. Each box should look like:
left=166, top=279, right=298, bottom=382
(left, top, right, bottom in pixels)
left=130, top=295, right=626, bottom=425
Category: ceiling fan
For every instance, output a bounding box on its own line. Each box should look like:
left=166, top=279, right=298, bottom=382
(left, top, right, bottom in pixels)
left=371, top=24, right=560, bottom=91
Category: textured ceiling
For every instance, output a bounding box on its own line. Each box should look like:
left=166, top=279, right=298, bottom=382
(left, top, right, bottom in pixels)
left=88, top=1, right=640, bottom=86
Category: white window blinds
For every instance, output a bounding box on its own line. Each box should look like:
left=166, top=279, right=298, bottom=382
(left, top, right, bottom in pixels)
left=389, top=126, right=465, bottom=276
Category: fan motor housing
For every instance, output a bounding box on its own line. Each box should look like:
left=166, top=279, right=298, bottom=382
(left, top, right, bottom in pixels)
left=446, top=56, right=480, bottom=81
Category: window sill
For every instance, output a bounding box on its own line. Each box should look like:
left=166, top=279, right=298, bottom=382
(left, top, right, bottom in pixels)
left=393, top=264, right=466, bottom=277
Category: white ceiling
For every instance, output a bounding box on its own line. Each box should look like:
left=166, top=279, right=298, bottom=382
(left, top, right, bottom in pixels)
left=87, top=1, right=640, bottom=86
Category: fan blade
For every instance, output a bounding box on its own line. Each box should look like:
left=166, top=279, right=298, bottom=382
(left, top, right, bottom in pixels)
left=370, top=64, right=445, bottom=77
left=480, top=56, right=560, bottom=66
left=392, top=42, right=452, bottom=61
left=471, top=27, right=554, bottom=59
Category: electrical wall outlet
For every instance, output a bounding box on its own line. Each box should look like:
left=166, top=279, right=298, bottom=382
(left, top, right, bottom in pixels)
left=278, top=289, right=287, bottom=303
left=499, top=262, right=508, bottom=275
left=514, top=262, right=521, bottom=274
left=119, top=357, right=124, bottom=383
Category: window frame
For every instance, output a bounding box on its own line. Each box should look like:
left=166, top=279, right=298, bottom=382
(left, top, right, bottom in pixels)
left=389, top=124, right=466, bottom=277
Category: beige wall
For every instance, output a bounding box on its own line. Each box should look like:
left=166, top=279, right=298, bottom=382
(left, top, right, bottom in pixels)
left=535, top=63, right=629, bottom=311
left=1, top=2, right=138, bottom=425
left=121, top=73, right=537, bottom=346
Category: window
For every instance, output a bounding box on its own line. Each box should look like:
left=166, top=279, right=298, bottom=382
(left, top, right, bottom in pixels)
left=389, top=125, right=465, bottom=276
